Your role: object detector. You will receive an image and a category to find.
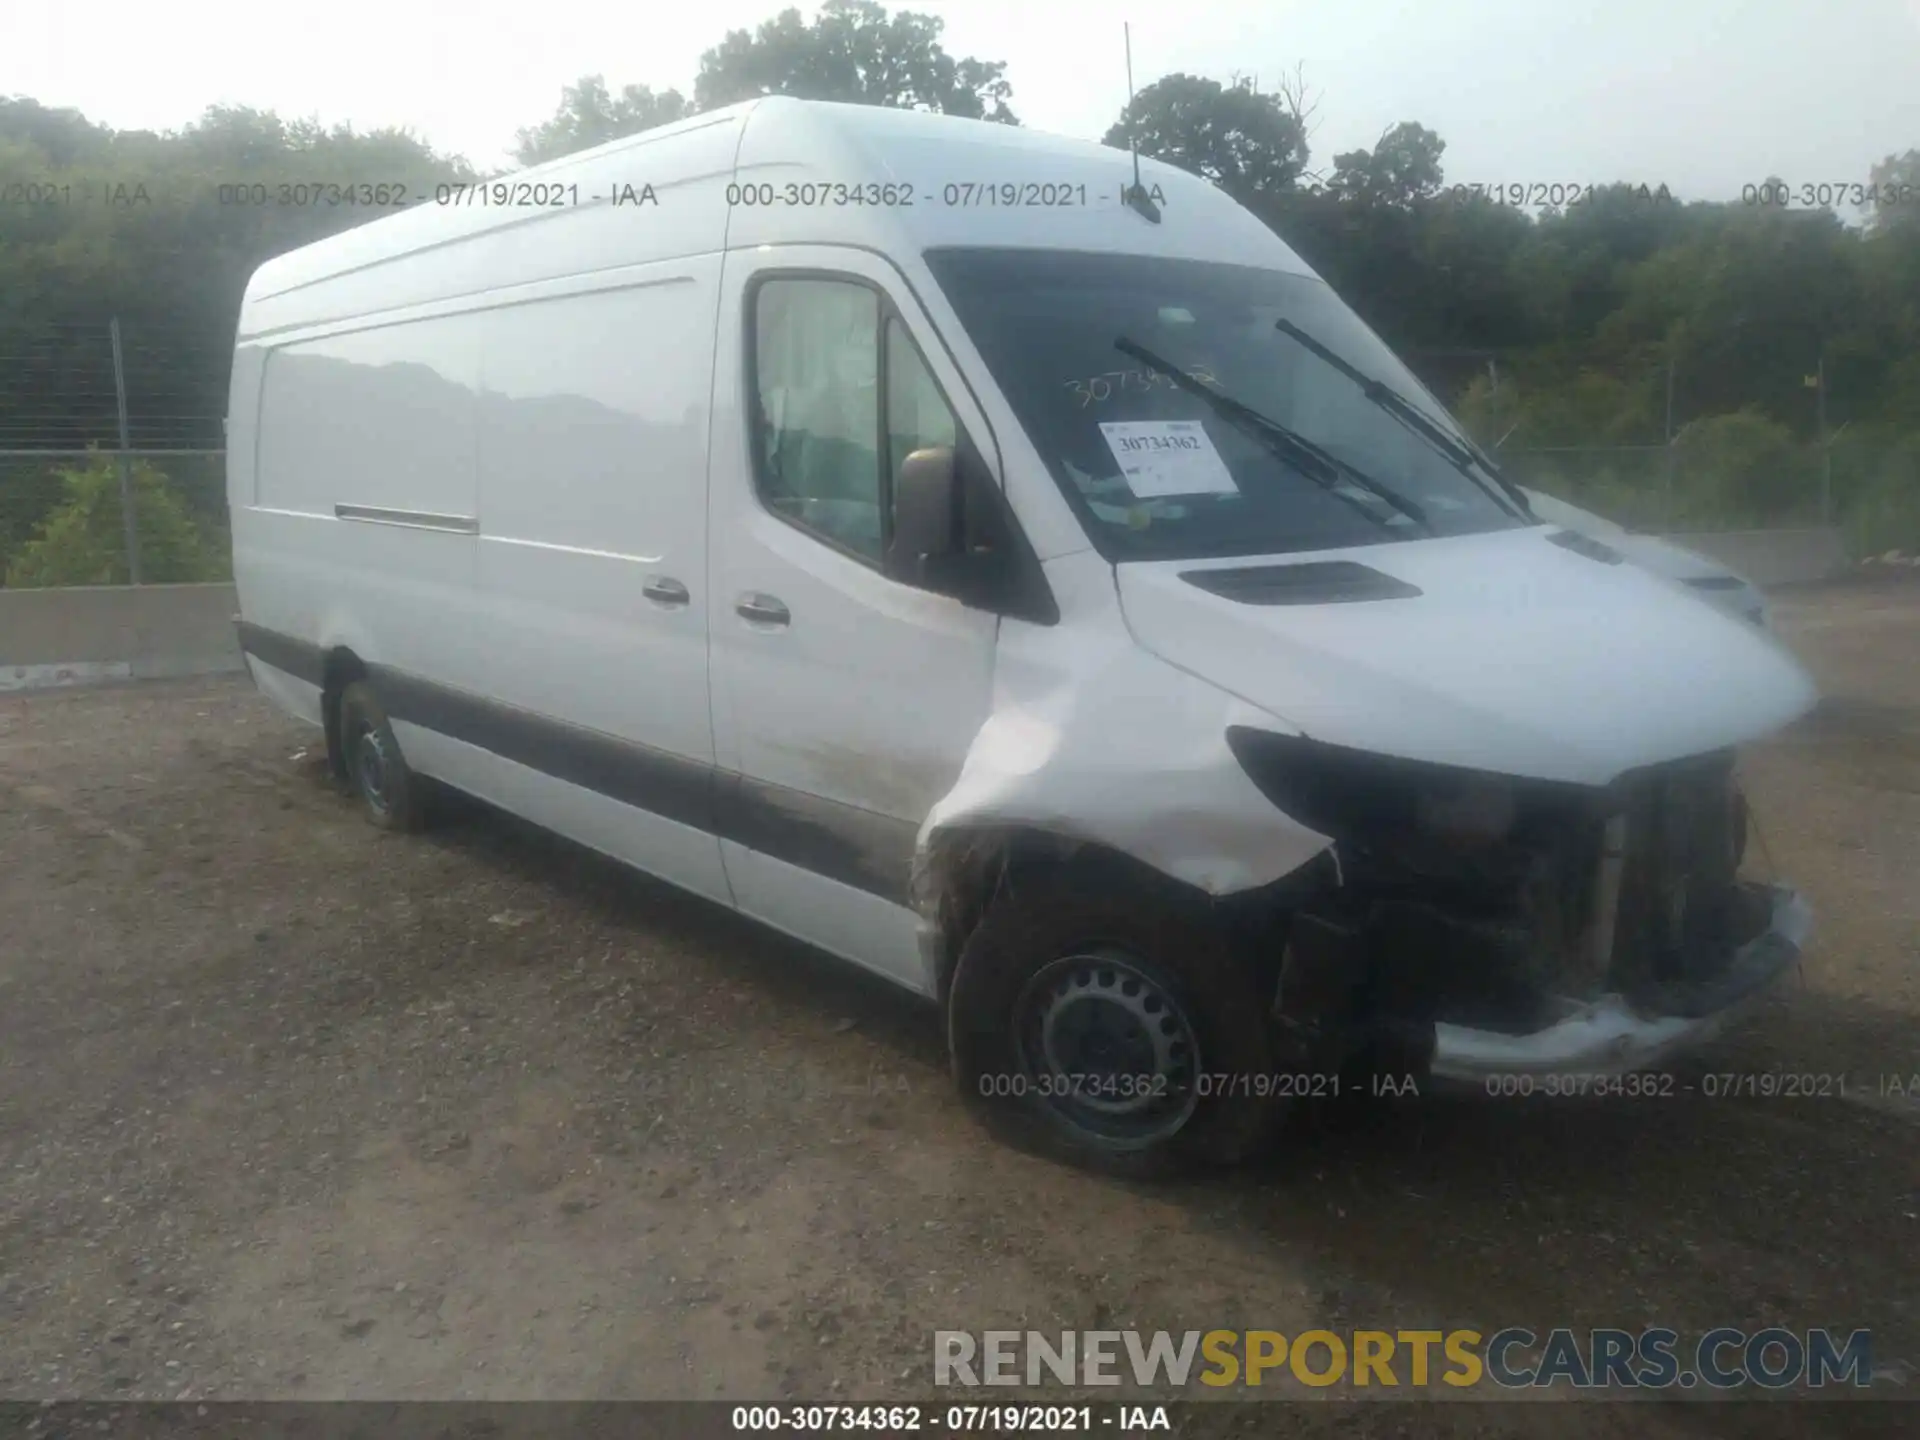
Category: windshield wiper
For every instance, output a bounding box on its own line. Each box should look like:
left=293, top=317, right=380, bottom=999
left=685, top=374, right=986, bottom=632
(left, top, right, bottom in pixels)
left=1272, top=318, right=1531, bottom=515
left=1112, top=337, right=1431, bottom=533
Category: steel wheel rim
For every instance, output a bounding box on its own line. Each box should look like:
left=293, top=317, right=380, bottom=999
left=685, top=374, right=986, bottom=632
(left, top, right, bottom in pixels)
left=1012, top=947, right=1201, bottom=1147
left=353, top=721, right=394, bottom=816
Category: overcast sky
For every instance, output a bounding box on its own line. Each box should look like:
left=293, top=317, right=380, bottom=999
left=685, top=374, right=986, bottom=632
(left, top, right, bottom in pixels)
left=6, top=0, right=1919, bottom=204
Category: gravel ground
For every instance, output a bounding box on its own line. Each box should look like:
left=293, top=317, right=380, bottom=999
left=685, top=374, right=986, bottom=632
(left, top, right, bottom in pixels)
left=1, top=579, right=1916, bottom=1438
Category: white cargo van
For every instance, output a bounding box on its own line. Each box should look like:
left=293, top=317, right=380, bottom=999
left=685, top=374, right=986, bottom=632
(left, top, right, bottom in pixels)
left=229, top=97, right=1818, bottom=1172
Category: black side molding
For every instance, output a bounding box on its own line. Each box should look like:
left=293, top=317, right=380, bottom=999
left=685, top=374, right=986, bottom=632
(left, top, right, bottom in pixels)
left=235, top=621, right=325, bottom=686
left=369, top=662, right=717, bottom=837
left=232, top=622, right=917, bottom=905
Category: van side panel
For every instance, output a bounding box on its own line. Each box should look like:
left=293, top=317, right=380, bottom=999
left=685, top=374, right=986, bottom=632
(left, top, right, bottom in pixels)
left=225, top=341, right=324, bottom=721
left=232, top=105, right=744, bottom=753
left=241, top=310, right=486, bottom=706
left=225, top=346, right=264, bottom=511
left=256, top=317, right=481, bottom=521
left=461, top=262, right=731, bottom=902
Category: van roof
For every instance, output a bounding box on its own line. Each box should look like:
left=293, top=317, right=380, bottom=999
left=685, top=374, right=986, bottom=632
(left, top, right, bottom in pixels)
left=238, top=96, right=1312, bottom=339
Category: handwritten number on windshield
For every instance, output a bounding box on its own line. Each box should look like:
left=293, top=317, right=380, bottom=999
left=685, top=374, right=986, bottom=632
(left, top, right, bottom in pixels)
left=1064, top=366, right=1217, bottom=407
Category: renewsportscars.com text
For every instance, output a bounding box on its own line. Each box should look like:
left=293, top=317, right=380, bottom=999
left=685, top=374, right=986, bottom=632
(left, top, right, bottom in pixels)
left=934, top=1327, right=1874, bottom=1390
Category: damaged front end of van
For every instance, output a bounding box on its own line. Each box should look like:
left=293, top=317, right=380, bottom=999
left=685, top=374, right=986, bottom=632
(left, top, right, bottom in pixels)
left=1218, top=728, right=1811, bottom=1086
left=912, top=541, right=1818, bottom=1171
left=905, top=245, right=1820, bottom=1172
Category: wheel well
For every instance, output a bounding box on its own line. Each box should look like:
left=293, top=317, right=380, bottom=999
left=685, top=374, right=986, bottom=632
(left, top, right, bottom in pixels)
left=915, top=827, right=1249, bottom=1004
left=917, top=826, right=1337, bottom=1011
left=915, top=827, right=1063, bottom=1002
left=320, top=648, right=367, bottom=781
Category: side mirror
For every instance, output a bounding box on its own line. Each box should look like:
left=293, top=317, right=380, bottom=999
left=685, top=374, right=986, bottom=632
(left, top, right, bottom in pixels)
left=887, top=445, right=959, bottom=580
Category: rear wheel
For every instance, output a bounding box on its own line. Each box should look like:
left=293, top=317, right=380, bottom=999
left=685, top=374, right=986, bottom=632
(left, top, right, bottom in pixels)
left=947, top=862, right=1283, bottom=1176
left=338, top=680, right=428, bottom=833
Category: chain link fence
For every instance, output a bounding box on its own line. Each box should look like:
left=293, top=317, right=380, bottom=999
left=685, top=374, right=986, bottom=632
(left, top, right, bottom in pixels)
left=1494, top=438, right=1915, bottom=555
left=0, top=449, right=229, bottom=588
left=1, top=316, right=230, bottom=589
left=1400, top=346, right=1918, bottom=555
left=1492, top=444, right=1833, bottom=534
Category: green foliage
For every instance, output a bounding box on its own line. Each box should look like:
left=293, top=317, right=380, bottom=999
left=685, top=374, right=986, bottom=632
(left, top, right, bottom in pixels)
left=4, top=457, right=226, bottom=587
left=1866, top=149, right=1920, bottom=233
left=0, top=98, right=477, bottom=456
left=1518, top=461, right=1671, bottom=533
left=1101, top=76, right=1307, bottom=205
left=1459, top=365, right=1661, bottom=450
left=513, top=79, right=693, bottom=166
left=1326, top=123, right=1446, bottom=210
left=694, top=1, right=1017, bottom=122
left=1833, top=428, right=1920, bottom=554
left=507, top=2, right=1020, bottom=166
left=0, top=97, right=115, bottom=166
left=1670, top=411, right=1817, bottom=523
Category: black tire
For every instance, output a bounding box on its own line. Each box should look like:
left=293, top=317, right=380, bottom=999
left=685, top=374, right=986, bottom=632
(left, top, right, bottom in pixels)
left=946, top=861, right=1284, bottom=1177
left=338, top=680, right=428, bottom=833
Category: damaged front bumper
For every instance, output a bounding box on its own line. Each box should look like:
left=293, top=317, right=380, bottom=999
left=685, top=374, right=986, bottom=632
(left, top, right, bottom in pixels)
left=1427, top=884, right=1811, bottom=1082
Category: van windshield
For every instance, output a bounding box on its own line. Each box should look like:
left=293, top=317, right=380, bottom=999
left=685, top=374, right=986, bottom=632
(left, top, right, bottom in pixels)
left=922, top=247, right=1529, bottom=561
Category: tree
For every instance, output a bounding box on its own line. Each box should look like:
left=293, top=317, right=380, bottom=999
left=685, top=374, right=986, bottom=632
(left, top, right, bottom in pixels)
left=1102, top=74, right=1308, bottom=206
left=5, top=458, right=224, bottom=587
left=512, top=3, right=1020, bottom=167
left=1261, top=121, right=1453, bottom=346
left=693, top=0, right=1017, bottom=122
left=1603, top=204, right=1864, bottom=428
left=0, top=97, right=113, bottom=166
left=1507, top=184, right=1699, bottom=340
left=1325, top=123, right=1446, bottom=210
left=1408, top=191, right=1536, bottom=347
left=1865, top=149, right=1920, bottom=232
left=513, top=78, right=693, bottom=166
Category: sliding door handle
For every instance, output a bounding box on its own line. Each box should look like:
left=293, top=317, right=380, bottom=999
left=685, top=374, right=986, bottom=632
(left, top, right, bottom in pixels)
left=642, top=576, right=691, bottom=608
left=735, top=593, right=791, bottom=627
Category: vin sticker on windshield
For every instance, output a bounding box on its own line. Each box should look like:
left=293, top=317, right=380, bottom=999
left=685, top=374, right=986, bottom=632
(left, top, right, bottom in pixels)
left=1097, top=420, right=1238, bottom=498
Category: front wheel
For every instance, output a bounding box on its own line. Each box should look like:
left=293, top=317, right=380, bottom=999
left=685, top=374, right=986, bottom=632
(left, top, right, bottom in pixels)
left=946, top=863, right=1284, bottom=1176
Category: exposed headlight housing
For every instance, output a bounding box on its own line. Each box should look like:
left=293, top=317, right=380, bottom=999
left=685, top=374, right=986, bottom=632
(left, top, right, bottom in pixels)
left=1415, top=778, right=1519, bottom=846
left=1224, top=728, right=1603, bottom=863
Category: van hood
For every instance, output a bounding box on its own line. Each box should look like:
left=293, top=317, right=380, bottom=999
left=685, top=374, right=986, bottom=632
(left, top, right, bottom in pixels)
left=1115, top=527, right=1818, bottom=786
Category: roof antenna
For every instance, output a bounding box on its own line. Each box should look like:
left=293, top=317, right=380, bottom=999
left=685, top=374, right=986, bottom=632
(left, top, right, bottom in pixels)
left=1121, top=23, right=1162, bottom=223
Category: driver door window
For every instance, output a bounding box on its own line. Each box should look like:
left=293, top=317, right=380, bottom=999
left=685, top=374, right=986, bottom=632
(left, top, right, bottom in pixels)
left=753, top=279, right=883, bottom=560
left=750, top=277, right=960, bottom=567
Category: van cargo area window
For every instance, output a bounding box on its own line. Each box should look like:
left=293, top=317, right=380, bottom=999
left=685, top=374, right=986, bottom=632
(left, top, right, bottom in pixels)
left=922, top=247, right=1528, bottom=562
left=749, top=276, right=960, bottom=567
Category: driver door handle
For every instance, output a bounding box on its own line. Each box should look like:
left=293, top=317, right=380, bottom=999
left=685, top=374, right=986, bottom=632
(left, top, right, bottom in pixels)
left=735, top=592, right=791, bottom=627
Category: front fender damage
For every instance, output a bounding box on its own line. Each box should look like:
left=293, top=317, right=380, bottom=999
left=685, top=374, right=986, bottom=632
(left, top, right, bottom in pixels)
left=909, top=628, right=1332, bottom=988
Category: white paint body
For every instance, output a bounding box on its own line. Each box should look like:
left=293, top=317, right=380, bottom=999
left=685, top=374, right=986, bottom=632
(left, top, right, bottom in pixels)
left=228, top=98, right=1817, bottom=1031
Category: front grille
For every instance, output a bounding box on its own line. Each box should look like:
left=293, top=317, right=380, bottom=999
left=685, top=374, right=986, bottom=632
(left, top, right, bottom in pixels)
left=1609, top=753, right=1745, bottom=992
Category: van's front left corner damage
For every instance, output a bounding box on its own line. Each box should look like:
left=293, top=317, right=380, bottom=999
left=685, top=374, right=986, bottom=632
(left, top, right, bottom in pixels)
left=911, top=651, right=1814, bottom=1093
left=906, top=643, right=1335, bottom=998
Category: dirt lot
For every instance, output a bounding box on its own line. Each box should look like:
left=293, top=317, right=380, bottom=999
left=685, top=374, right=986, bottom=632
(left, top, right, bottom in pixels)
left=1, top=580, right=1916, bottom=1437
